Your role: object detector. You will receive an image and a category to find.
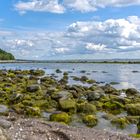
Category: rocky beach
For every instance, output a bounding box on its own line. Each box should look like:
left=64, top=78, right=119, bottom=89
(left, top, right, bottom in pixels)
left=0, top=68, right=140, bottom=139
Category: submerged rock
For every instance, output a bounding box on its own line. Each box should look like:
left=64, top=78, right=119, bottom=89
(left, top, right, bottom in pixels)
left=55, top=69, right=62, bottom=73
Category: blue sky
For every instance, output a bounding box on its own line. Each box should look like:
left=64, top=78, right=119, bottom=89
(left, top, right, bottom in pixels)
left=0, top=0, right=140, bottom=60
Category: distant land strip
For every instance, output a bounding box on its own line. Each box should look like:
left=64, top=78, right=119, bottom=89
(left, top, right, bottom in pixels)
left=1, top=59, right=140, bottom=64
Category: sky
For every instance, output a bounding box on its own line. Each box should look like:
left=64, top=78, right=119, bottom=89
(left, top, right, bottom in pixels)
left=0, top=0, right=140, bottom=60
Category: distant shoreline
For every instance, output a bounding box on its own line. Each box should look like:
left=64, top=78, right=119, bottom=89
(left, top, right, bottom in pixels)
left=1, top=60, right=140, bottom=64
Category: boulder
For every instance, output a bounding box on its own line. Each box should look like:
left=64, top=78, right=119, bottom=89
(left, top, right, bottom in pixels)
left=59, top=99, right=76, bottom=112
left=77, top=102, right=96, bottom=114
left=83, top=115, right=98, bottom=127
left=30, top=69, right=45, bottom=76
left=125, top=104, right=140, bottom=116
left=86, top=89, right=105, bottom=101
left=52, top=90, right=72, bottom=100
left=126, top=88, right=139, bottom=96
left=26, top=85, right=40, bottom=92
left=101, top=84, right=119, bottom=95
left=50, top=112, right=70, bottom=124
left=103, top=101, right=124, bottom=114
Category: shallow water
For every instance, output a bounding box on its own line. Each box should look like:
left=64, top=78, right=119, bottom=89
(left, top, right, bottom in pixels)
left=1, top=63, right=140, bottom=90
left=1, top=62, right=140, bottom=134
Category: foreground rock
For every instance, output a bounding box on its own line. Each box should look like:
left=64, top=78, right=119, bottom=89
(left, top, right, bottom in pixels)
left=0, top=116, right=137, bottom=140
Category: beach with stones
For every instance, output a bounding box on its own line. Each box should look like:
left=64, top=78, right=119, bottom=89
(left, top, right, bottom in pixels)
left=0, top=69, right=140, bottom=139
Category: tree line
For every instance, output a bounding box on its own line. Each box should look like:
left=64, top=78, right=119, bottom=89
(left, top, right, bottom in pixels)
left=0, top=48, right=15, bottom=60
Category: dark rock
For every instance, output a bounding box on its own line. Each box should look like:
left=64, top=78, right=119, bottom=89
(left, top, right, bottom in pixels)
left=86, top=89, right=105, bottom=101
left=101, top=84, right=119, bottom=95
left=26, top=85, right=40, bottom=92
left=9, top=93, right=24, bottom=103
left=126, top=88, right=139, bottom=96
left=80, top=70, right=86, bottom=73
left=56, top=69, right=62, bottom=73
left=132, top=71, right=139, bottom=73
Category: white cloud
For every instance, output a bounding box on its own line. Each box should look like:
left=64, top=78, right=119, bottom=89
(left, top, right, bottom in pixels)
left=0, top=16, right=140, bottom=59
left=63, top=0, right=97, bottom=12
left=15, top=0, right=65, bottom=14
left=15, top=0, right=140, bottom=13
left=86, top=43, right=107, bottom=51
left=54, top=47, right=70, bottom=53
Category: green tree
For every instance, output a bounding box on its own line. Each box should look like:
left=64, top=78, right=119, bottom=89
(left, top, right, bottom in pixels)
left=0, top=48, right=15, bottom=60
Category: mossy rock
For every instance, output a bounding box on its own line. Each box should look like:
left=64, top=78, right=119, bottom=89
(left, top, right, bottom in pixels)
left=50, top=112, right=70, bottom=124
left=30, top=69, right=45, bottom=76
left=126, top=88, right=139, bottom=96
left=86, top=79, right=96, bottom=84
left=86, top=90, right=105, bottom=101
left=83, top=115, right=98, bottom=127
left=12, top=103, right=25, bottom=114
left=25, top=106, right=41, bottom=117
left=77, top=102, right=96, bottom=114
left=111, top=117, right=129, bottom=129
left=90, top=101, right=103, bottom=110
left=7, top=73, right=16, bottom=78
left=26, top=85, right=40, bottom=92
left=103, top=101, right=124, bottom=114
left=129, top=134, right=140, bottom=138
left=22, top=99, right=34, bottom=106
left=102, top=84, right=119, bottom=95
left=52, top=90, right=72, bottom=100
left=126, top=116, right=140, bottom=124
left=8, top=93, right=24, bottom=104
left=99, top=96, right=110, bottom=103
left=125, top=104, right=140, bottom=116
left=59, top=99, right=76, bottom=113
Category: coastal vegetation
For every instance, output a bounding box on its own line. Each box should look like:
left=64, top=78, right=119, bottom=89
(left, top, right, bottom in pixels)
left=0, top=48, right=15, bottom=60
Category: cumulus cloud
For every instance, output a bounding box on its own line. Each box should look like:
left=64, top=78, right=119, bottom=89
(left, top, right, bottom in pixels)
left=0, top=16, right=140, bottom=59
left=15, top=0, right=65, bottom=14
left=54, top=47, right=70, bottom=53
left=15, top=0, right=140, bottom=13
left=64, top=0, right=140, bottom=12
left=86, top=43, right=107, bottom=51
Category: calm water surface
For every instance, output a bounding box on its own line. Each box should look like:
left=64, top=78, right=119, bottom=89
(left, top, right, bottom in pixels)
left=0, top=63, right=140, bottom=90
